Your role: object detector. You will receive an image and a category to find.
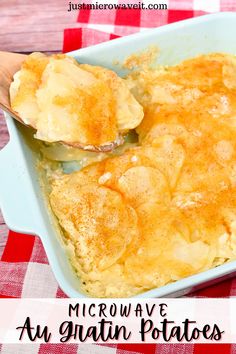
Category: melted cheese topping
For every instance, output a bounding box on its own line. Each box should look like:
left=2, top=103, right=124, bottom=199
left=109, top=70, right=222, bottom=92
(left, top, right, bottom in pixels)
left=10, top=52, right=143, bottom=147
left=49, top=53, right=236, bottom=297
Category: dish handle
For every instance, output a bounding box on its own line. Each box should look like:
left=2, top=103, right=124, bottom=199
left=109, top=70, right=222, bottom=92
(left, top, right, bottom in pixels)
left=0, top=142, right=36, bottom=235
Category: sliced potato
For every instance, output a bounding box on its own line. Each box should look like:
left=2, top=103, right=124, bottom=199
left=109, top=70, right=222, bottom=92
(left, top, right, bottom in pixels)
left=10, top=53, right=144, bottom=149
left=118, top=166, right=170, bottom=208
left=50, top=180, right=139, bottom=272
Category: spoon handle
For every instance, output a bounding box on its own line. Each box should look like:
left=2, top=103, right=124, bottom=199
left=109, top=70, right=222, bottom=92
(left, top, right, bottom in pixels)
left=0, top=51, right=27, bottom=123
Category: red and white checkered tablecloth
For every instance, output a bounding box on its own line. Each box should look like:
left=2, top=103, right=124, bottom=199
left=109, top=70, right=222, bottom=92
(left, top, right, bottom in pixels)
left=1, top=1, right=236, bottom=353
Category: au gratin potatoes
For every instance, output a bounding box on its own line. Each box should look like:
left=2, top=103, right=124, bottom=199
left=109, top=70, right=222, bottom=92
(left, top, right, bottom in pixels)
left=10, top=52, right=236, bottom=297
left=10, top=53, right=143, bottom=150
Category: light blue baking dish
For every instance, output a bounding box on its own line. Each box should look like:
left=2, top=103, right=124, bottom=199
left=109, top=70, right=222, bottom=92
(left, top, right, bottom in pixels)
left=1, top=12, right=236, bottom=298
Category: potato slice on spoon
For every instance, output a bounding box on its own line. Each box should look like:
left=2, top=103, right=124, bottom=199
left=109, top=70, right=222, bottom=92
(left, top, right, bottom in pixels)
left=0, top=51, right=144, bottom=152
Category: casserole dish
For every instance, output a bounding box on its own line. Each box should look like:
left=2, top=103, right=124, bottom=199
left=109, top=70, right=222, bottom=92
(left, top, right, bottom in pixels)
left=1, top=12, right=236, bottom=298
